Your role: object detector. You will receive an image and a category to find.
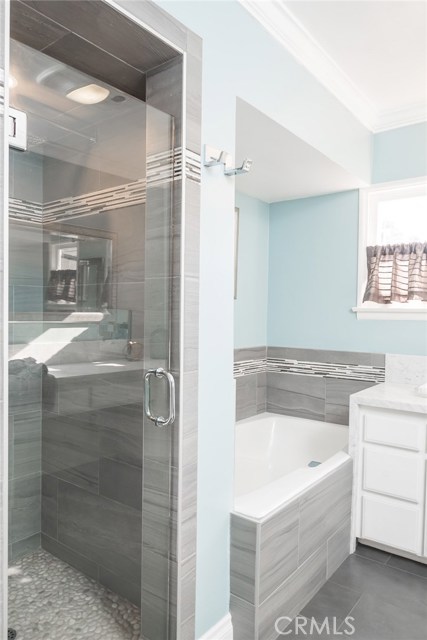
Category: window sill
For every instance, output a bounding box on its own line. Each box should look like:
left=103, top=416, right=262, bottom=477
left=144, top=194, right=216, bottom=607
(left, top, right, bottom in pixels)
left=352, top=306, right=427, bottom=321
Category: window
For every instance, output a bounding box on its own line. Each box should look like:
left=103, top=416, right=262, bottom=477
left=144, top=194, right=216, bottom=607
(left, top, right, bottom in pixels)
left=354, top=177, right=427, bottom=320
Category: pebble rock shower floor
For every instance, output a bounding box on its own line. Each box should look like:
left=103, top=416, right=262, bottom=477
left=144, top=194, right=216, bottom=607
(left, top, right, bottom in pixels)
left=8, top=550, right=141, bottom=640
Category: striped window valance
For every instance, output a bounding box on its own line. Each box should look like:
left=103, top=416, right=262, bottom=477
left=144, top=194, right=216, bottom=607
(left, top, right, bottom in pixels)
left=363, top=243, right=427, bottom=304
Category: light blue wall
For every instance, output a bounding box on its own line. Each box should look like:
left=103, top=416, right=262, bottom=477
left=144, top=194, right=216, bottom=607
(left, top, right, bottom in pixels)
left=268, top=190, right=427, bottom=356
left=151, top=1, right=373, bottom=636
left=234, top=192, right=269, bottom=348
left=373, top=122, right=427, bottom=183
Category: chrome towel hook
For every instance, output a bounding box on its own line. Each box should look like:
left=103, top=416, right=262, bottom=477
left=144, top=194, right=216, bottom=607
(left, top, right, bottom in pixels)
left=203, top=144, right=252, bottom=177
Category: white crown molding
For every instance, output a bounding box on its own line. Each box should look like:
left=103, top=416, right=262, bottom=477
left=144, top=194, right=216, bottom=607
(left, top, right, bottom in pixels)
left=239, top=0, right=426, bottom=133
left=199, top=614, right=233, bottom=640
left=373, top=102, right=427, bottom=133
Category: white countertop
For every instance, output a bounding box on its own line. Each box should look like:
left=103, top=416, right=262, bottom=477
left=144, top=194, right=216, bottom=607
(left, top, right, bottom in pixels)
left=350, top=382, right=427, bottom=414
left=48, top=360, right=144, bottom=379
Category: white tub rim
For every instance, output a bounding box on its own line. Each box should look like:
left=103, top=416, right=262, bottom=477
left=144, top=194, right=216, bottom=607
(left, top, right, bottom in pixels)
left=233, top=412, right=351, bottom=522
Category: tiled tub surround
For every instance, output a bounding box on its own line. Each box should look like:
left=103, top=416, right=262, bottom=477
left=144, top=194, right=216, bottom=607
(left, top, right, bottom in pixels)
left=230, top=460, right=353, bottom=640
left=235, top=347, right=385, bottom=424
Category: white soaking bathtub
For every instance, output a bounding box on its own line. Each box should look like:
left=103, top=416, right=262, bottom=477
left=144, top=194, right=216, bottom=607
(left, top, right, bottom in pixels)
left=234, top=411, right=350, bottom=520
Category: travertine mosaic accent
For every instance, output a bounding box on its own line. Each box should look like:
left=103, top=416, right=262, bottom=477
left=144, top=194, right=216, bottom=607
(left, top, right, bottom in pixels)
left=234, top=358, right=267, bottom=377
left=0, top=75, right=4, bottom=110
left=9, top=148, right=201, bottom=225
left=8, top=550, right=140, bottom=640
left=185, top=149, right=202, bottom=183
left=234, top=357, right=385, bottom=383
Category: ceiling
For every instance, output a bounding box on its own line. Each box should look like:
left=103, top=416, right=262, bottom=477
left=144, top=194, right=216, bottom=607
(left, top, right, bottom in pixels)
left=11, top=0, right=180, bottom=101
left=241, top=0, right=427, bottom=132
left=235, top=99, right=365, bottom=203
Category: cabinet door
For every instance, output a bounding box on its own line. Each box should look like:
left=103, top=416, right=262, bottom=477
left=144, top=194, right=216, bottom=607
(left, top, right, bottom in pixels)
left=361, top=495, right=422, bottom=555
left=363, top=448, right=423, bottom=503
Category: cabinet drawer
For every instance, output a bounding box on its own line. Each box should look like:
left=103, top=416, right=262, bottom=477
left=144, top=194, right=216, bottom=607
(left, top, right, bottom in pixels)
left=363, top=448, right=423, bottom=503
left=363, top=410, right=425, bottom=451
left=361, top=495, right=422, bottom=554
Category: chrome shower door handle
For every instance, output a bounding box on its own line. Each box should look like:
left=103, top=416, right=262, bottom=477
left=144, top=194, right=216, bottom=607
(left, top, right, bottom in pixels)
left=144, top=367, right=176, bottom=427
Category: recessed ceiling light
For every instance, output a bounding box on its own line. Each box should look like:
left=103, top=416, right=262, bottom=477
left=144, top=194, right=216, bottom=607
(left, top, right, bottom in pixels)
left=66, top=84, right=110, bottom=105
left=9, top=75, right=17, bottom=89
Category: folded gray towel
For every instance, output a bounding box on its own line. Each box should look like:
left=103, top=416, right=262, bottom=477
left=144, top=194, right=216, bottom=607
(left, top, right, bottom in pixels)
left=9, top=358, right=56, bottom=409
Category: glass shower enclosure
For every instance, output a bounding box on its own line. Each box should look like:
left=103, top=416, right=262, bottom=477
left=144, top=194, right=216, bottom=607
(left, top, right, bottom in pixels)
left=7, top=19, right=179, bottom=640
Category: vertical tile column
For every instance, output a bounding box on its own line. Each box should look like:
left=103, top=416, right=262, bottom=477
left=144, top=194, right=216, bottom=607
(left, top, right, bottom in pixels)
left=178, top=29, right=202, bottom=640
left=144, top=24, right=202, bottom=640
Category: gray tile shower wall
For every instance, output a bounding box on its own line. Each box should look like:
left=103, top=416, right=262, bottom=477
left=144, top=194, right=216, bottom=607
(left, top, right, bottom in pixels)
left=0, top=13, right=7, bottom=620
left=230, top=459, right=353, bottom=640
left=8, top=368, right=43, bottom=560
left=41, top=370, right=144, bottom=605
left=7, top=153, right=45, bottom=560
left=234, top=347, right=385, bottom=424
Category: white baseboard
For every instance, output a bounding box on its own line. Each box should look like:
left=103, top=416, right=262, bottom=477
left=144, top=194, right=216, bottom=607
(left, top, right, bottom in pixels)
left=199, top=613, right=233, bottom=640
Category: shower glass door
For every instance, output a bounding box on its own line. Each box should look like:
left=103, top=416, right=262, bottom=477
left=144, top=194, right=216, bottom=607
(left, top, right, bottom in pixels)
left=141, top=104, right=177, bottom=640
left=8, top=38, right=177, bottom=640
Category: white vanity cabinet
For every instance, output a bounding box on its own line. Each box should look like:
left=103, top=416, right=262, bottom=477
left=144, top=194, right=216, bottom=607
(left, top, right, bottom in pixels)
left=350, top=385, right=427, bottom=561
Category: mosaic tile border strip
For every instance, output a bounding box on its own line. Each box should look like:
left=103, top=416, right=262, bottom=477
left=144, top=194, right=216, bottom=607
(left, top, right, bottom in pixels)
left=234, top=358, right=267, bottom=377
left=0, top=75, right=4, bottom=113
left=9, top=148, right=201, bottom=224
left=43, top=179, right=147, bottom=223
left=147, top=147, right=181, bottom=186
left=234, top=357, right=385, bottom=383
left=9, top=198, right=44, bottom=224
left=186, top=149, right=202, bottom=183
left=146, top=147, right=201, bottom=184
left=9, top=179, right=146, bottom=225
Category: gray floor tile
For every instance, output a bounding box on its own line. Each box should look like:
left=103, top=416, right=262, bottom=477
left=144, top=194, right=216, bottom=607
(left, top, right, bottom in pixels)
left=330, top=554, right=427, bottom=617
left=298, top=580, right=362, bottom=626
left=355, top=543, right=391, bottom=564
left=289, top=547, right=427, bottom=640
left=346, top=592, right=427, bottom=640
left=386, top=554, right=427, bottom=580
